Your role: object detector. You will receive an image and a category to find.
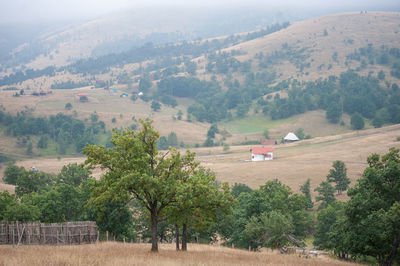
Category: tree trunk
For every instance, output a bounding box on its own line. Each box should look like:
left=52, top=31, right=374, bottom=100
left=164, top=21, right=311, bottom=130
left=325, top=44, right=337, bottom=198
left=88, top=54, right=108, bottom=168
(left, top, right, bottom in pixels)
left=182, top=223, right=187, bottom=251
left=150, top=210, right=158, bottom=252
left=175, top=224, right=180, bottom=251
left=384, top=230, right=400, bottom=266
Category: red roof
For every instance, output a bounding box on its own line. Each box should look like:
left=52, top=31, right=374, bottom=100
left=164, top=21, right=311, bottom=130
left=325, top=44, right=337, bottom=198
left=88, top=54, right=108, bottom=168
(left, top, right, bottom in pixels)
left=251, top=147, right=274, bottom=154
left=77, top=93, right=88, bottom=96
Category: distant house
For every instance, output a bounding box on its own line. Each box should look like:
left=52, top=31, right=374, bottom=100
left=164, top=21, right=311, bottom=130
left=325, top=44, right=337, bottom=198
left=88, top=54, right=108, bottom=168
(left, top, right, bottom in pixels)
left=251, top=147, right=274, bottom=161
left=261, top=139, right=276, bottom=145
left=284, top=132, right=299, bottom=143
left=78, top=93, right=89, bottom=102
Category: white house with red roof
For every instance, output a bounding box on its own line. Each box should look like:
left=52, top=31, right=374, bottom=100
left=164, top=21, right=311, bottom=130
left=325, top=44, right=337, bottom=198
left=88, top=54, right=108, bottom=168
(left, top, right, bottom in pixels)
left=251, top=146, right=274, bottom=161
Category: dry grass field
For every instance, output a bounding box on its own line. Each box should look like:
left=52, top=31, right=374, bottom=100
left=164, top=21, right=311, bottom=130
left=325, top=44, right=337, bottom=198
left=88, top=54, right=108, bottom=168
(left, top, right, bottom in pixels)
left=223, top=12, right=400, bottom=83
left=0, top=242, right=358, bottom=266
left=0, top=87, right=209, bottom=145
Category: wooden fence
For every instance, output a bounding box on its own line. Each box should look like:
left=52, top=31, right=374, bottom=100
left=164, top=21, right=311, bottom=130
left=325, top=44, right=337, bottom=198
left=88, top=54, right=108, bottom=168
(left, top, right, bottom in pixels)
left=0, top=221, right=98, bottom=245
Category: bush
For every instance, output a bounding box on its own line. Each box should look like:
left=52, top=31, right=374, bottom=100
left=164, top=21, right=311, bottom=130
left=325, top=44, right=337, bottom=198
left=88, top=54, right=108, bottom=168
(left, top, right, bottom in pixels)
left=151, top=101, right=161, bottom=112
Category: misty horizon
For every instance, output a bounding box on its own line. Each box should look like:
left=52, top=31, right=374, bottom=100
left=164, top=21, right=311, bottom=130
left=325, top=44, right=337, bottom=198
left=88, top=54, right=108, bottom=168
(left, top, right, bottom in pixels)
left=1, top=0, right=399, bottom=24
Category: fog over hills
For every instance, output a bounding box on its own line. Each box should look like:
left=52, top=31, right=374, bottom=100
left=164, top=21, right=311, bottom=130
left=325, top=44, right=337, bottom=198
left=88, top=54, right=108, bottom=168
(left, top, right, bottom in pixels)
left=0, top=0, right=399, bottom=71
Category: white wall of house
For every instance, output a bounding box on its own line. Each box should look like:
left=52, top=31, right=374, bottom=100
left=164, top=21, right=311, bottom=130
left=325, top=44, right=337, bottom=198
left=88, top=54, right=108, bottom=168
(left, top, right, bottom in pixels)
left=251, top=152, right=274, bottom=161
left=252, top=153, right=265, bottom=161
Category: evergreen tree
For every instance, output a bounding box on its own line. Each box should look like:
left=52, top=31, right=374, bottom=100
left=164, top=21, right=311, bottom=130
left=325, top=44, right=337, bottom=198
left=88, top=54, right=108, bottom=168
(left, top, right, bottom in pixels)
left=300, top=179, right=314, bottom=209
left=327, top=161, right=350, bottom=195
left=314, top=181, right=336, bottom=210
left=326, top=102, right=342, bottom=123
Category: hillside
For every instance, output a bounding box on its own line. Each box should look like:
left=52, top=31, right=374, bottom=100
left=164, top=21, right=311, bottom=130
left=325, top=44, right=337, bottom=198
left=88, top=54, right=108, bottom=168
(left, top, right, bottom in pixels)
left=0, top=7, right=293, bottom=71
left=0, top=12, right=399, bottom=159
left=220, top=12, right=400, bottom=82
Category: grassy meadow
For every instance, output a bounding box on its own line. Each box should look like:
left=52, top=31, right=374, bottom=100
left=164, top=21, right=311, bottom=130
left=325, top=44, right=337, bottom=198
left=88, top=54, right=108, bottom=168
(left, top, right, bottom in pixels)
left=0, top=242, right=358, bottom=266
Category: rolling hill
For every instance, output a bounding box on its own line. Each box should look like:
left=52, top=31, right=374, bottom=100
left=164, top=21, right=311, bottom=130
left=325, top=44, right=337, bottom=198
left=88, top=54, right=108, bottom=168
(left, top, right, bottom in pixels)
left=221, top=12, right=400, bottom=82
left=0, top=12, right=399, bottom=160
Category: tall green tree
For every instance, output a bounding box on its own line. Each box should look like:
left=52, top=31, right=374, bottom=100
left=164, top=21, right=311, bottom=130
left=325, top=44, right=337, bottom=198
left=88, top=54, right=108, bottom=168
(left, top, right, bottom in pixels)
left=3, top=165, right=26, bottom=185
left=166, top=169, right=232, bottom=251
left=344, top=148, right=400, bottom=265
left=57, top=163, right=91, bottom=186
left=314, top=180, right=336, bottom=210
left=300, top=179, right=314, bottom=209
left=15, top=170, right=55, bottom=198
left=83, top=120, right=205, bottom=252
left=207, top=124, right=219, bottom=139
left=313, top=201, right=347, bottom=258
left=327, top=161, right=350, bottom=195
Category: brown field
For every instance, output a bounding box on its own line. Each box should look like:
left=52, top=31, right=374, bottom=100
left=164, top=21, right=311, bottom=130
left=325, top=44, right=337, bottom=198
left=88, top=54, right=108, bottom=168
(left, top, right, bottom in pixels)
left=2, top=124, right=399, bottom=202
left=0, top=242, right=358, bottom=266
left=0, top=88, right=209, bottom=145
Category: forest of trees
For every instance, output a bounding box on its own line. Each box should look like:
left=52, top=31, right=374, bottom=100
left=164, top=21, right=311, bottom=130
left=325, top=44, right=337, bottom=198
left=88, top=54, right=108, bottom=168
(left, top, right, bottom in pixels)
left=0, top=110, right=106, bottom=154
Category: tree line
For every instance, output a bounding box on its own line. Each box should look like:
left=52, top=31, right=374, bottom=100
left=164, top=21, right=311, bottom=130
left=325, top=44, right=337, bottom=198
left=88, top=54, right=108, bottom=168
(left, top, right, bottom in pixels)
left=0, top=111, right=105, bottom=154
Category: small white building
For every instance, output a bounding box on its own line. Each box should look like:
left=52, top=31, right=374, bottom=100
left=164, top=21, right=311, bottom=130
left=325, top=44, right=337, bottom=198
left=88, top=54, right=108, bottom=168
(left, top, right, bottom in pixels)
left=284, top=132, right=299, bottom=143
left=251, top=147, right=274, bottom=161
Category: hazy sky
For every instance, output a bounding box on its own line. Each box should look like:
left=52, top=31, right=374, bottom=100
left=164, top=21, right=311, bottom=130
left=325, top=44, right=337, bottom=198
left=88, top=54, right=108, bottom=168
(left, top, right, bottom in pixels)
left=1, top=0, right=399, bottom=23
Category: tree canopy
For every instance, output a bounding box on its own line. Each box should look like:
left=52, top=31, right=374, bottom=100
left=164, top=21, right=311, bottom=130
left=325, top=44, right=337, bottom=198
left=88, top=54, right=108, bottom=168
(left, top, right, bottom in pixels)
left=83, top=120, right=231, bottom=252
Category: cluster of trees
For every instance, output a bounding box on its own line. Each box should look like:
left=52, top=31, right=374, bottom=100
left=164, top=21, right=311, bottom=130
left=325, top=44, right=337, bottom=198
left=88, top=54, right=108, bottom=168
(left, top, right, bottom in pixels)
left=0, top=111, right=105, bottom=154
left=157, top=76, right=226, bottom=123
left=345, top=44, right=400, bottom=77
left=157, top=132, right=181, bottom=150
left=0, top=66, right=56, bottom=86
left=261, top=71, right=400, bottom=128
left=219, top=180, right=313, bottom=251
left=50, top=81, right=90, bottom=90
left=206, top=51, right=252, bottom=75
left=313, top=148, right=400, bottom=265
left=157, top=72, right=275, bottom=123
left=1, top=164, right=93, bottom=223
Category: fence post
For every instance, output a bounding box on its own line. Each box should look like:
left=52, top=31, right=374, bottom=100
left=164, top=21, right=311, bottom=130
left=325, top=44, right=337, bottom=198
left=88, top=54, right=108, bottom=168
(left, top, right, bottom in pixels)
left=57, top=230, right=59, bottom=245
left=79, top=230, right=82, bottom=244
left=113, top=235, right=115, bottom=242
left=106, top=231, right=109, bottom=242
left=97, top=230, right=100, bottom=243
left=12, top=228, right=15, bottom=246
left=123, top=237, right=125, bottom=244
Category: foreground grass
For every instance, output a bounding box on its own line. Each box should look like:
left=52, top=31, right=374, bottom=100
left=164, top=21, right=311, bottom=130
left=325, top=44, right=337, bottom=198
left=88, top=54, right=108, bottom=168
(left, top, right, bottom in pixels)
left=0, top=242, right=357, bottom=266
